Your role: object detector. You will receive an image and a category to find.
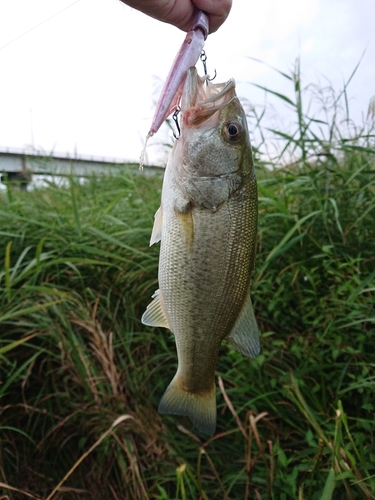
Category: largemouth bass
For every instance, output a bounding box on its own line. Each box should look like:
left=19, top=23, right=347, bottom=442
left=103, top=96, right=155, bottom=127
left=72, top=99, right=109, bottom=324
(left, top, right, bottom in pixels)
left=142, top=67, right=259, bottom=436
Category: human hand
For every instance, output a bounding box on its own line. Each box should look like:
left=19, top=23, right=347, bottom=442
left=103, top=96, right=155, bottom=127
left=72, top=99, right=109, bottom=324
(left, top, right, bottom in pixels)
left=120, top=0, right=232, bottom=33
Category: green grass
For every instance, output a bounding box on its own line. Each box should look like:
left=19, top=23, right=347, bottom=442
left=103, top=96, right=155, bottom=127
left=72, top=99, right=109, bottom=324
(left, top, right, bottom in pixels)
left=1, top=61, right=375, bottom=499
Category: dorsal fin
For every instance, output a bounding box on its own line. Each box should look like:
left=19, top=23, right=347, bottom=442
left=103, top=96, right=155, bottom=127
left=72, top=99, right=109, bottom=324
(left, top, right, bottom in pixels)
left=226, top=293, right=260, bottom=358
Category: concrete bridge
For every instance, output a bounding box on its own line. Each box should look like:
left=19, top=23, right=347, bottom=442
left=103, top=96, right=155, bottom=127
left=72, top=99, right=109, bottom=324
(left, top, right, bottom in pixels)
left=0, top=148, right=164, bottom=189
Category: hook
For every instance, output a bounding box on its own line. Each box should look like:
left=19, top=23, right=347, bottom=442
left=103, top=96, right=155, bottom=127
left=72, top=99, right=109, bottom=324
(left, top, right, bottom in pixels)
left=172, top=106, right=181, bottom=139
left=200, top=50, right=208, bottom=75
left=200, top=50, right=216, bottom=81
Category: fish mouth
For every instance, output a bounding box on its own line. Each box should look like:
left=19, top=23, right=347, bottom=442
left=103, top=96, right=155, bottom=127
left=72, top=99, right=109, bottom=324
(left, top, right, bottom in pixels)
left=181, top=67, right=237, bottom=126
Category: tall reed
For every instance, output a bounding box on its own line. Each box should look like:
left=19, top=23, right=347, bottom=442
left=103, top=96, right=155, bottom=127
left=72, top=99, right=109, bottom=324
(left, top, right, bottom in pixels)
left=1, top=61, right=374, bottom=499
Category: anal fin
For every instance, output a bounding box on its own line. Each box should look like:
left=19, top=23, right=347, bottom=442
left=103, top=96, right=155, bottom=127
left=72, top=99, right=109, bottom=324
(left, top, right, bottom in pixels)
left=226, top=293, right=260, bottom=358
left=141, top=289, right=170, bottom=329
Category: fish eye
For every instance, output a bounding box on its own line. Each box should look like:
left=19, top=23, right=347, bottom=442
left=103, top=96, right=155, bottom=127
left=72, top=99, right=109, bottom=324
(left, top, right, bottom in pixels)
left=224, top=120, right=242, bottom=142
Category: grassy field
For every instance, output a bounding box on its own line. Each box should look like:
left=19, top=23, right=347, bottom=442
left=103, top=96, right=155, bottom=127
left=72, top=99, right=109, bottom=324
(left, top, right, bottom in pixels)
left=1, top=65, right=375, bottom=499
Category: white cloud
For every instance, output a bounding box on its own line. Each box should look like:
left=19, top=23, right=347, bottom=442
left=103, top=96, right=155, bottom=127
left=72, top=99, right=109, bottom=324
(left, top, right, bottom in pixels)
left=0, top=0, right=374, bottom=164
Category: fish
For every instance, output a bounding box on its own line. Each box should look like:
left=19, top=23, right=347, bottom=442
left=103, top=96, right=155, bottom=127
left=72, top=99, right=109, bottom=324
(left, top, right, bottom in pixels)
left=142, top=67, right=259, bottom=436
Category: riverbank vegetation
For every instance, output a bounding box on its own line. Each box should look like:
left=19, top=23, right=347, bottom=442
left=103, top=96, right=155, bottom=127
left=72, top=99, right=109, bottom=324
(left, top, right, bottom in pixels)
left=1, top=62, right=374, bottom=499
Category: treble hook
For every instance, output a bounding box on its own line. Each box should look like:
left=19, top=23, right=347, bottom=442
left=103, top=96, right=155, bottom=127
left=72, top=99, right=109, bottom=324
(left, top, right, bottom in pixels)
left=172, top=106, right=181, bottom=139
left=200, top=50, right=217, bottom=81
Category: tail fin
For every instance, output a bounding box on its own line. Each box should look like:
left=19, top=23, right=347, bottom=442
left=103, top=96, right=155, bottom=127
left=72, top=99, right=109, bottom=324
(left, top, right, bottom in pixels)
left=158, top=375, right=217, bottom=437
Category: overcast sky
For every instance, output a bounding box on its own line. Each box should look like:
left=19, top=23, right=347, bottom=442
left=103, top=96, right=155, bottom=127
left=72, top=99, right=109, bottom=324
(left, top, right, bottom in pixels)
left=0, top=0, right=374, bottom=165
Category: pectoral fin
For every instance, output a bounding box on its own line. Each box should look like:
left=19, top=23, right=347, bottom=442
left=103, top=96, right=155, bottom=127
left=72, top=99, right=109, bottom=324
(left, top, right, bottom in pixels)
left=150, top=207, right=163, bottom=246
left=226, top=293, right=260, bottom=358
left=141, top=289, right=170, bottom=329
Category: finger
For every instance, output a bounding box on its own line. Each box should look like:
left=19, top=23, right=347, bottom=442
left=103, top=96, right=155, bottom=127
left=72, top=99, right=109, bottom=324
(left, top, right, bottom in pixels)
left=193, top=0, right=232, bottom=33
